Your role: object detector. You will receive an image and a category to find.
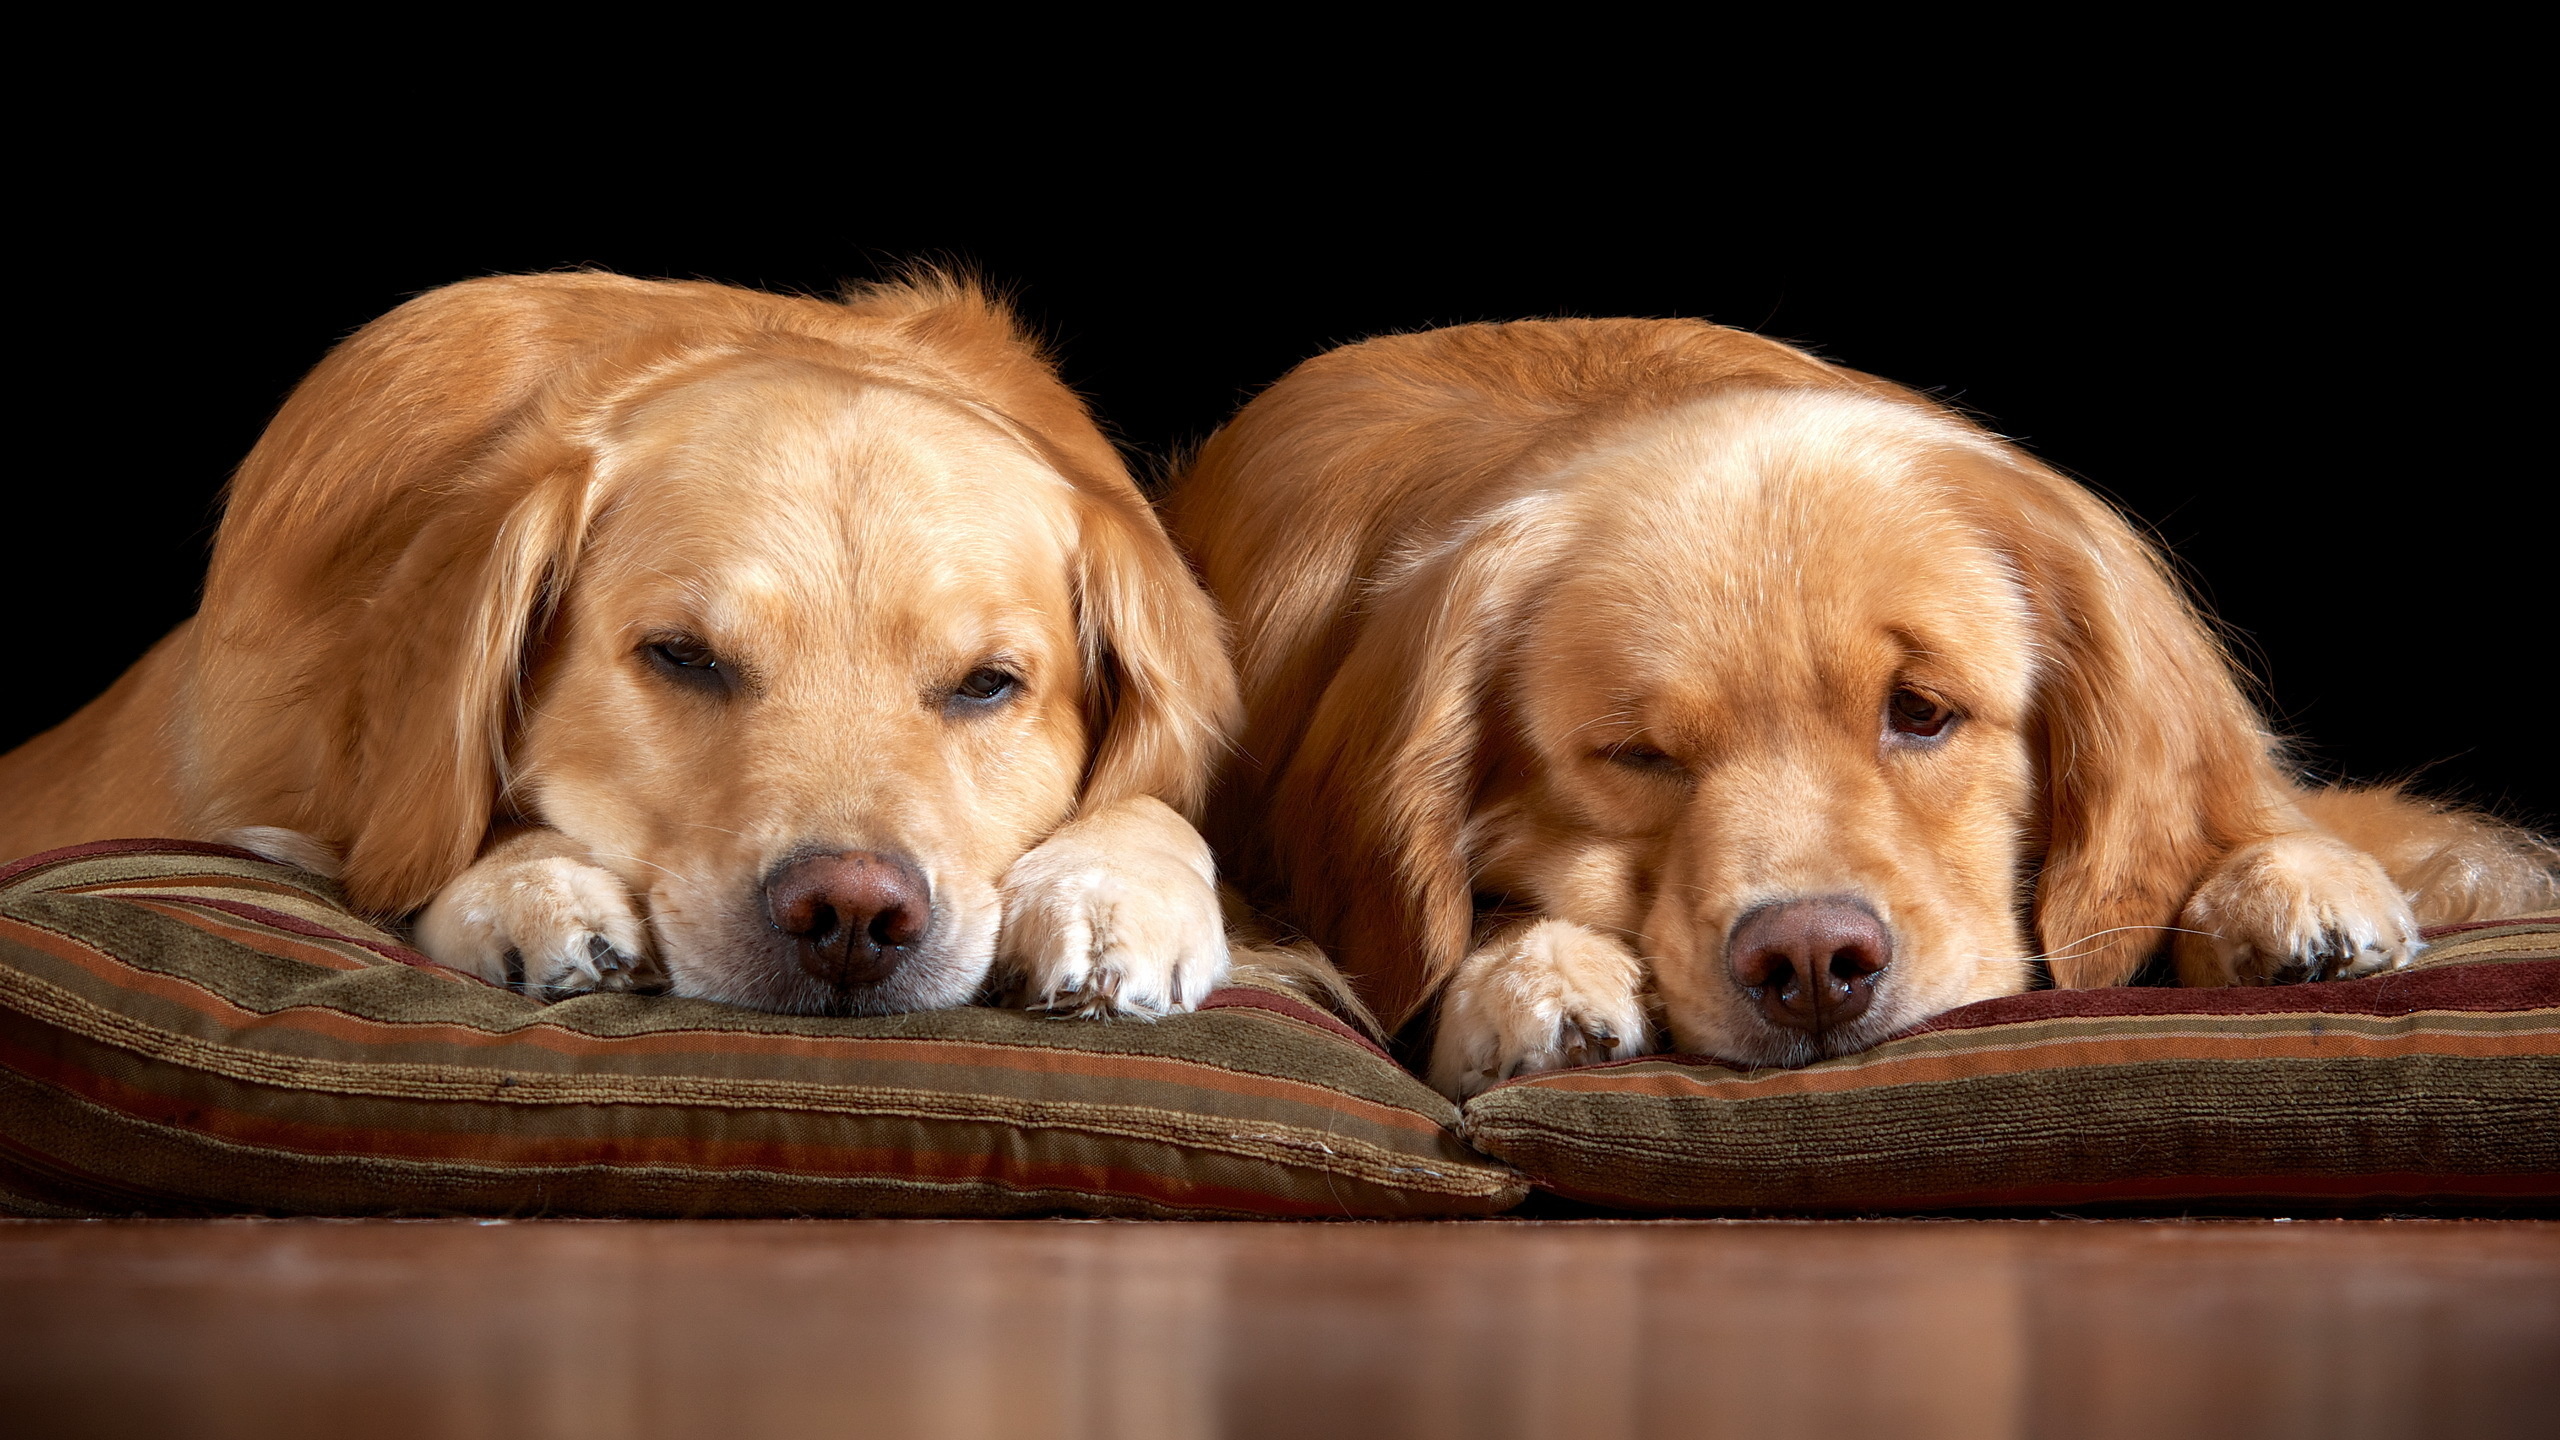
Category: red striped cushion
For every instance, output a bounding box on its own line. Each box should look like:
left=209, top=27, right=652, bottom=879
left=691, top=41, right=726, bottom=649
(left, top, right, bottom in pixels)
left=1462, top=916, right=2560, bottom=1211
left=0, top=841, right=1524, bottom=1218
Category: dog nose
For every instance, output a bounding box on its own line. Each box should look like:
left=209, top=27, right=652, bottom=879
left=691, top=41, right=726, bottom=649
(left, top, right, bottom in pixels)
left=764, top=851, right=931, bottom=988
left=1726, top=898, right=1893, bottom=1035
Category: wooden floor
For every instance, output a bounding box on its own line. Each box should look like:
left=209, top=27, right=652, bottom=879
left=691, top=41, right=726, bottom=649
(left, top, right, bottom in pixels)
left=2, top=1218, right=2553, bottom=1439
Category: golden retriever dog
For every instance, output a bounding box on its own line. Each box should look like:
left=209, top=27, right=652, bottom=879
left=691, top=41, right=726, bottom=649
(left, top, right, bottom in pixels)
left=1170, top=318, right=2558, bottom=1097
left=0, top=272, right=1241, bottom=1017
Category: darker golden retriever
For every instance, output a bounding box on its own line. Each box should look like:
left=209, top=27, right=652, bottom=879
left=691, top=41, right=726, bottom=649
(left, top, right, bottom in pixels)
left=1170, top=319, right=2556, bottom=1096
left=0, top=273, right=1241, bottom=1017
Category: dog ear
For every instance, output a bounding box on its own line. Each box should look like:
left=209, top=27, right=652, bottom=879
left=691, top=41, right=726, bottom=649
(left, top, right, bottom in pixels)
left=1069, top=486, right=1242, bottom=821
left=1956, top=450, right=2300, bottom=986
left=329, top=460, right=598, bottom=915
left=1267, top=498, right=1572, bottom=1029
left=869, top=277, right=1243, bottom=822
left=188, top=277, right=644, bottom=917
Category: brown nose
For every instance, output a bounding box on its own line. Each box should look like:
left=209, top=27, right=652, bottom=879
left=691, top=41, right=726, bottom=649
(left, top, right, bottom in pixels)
left=764, top=851, right=931, bottom=988
left=1727, top=897, right=1893, bottom=1036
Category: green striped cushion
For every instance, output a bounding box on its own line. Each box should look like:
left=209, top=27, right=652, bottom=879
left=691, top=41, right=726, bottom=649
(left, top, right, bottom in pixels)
left=0, top=841, right=1524, bottom=1219
left=1462, top=915, right=2560, bottom=1211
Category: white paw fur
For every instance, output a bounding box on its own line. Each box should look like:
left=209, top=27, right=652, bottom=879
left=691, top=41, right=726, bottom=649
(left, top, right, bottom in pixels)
left=2176, top=832, right=2423, bottom=985
left=998, top=796, right=1230, bottom=1018
left=1429, top=917, right=1652, bottom=1100
left=415, top=834, right=656, bottom=998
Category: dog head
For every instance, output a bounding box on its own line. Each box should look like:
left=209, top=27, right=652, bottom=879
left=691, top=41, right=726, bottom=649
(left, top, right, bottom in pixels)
left=1203, top=326, right=2295, bottom=1062
left=192, top=273, right=1234, bottom=1012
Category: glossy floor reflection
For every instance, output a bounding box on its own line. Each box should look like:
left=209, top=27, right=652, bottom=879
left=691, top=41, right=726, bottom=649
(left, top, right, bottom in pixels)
left=3, top=1218, right=2552, bottom=1439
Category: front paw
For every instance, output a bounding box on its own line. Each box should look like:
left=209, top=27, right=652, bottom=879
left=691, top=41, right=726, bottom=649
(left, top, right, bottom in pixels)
left=997, top=800, right=1229, bottom=1018
left=1428, top=918, right=1652, bottom=1101
left=415, top=852, right=658, bottom=999
left=2175, top=833, right=2422, bottom=985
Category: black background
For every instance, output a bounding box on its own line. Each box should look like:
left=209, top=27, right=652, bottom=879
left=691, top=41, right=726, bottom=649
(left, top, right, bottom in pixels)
left=12, top=190, right=2551, bottom=829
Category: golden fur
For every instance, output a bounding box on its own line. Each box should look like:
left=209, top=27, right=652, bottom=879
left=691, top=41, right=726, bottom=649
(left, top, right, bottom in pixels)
left=1170, top=319, right=2558, bottom=1096
left=0, top=272, right=1243, bottom=1015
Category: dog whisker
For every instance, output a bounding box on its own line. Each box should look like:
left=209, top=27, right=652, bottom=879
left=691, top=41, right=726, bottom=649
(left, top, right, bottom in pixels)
left=582, top=850, right=709, bottom=891
left=2029, top=925, right=2221, bottom=963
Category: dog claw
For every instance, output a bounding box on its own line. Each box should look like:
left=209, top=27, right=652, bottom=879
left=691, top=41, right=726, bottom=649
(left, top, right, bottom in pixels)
left=583, top=935, right=644, bottom=976
left=1040, top=968, right=1128, bottom=1019
left=1086, top=980, right=1124, bottom=1018
left=1558, top=1018, right=1618, bottom=1069
left=2289, top=925, right=2405, bottom=984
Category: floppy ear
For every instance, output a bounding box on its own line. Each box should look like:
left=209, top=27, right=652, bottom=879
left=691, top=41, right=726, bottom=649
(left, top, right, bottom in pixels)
left=1070, top=488, right=1242, bottom=822
left=329, top=459, right=597, bottom=913
left=1963, top=453, right=2300, bottom=987
left=196, top=434, right=600, bottom=918
left=1268, top=497, right=1572, bottom=1029
left=186, top=277, right=648, bottom=917
left=863, top=275, right=1243, bottom=822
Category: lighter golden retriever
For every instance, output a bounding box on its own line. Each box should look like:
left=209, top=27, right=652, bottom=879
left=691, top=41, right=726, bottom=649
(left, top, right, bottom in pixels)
left=0, top=272, right=1241, bottom=1016
left=1170, top=318, right=2558, bottom=1097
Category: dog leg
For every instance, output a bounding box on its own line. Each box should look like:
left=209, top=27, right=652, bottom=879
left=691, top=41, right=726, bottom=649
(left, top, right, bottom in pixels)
left=2173, top=832, right=2422, bottom=985
left=414, top=828, right=659, bottom=998
left=2296, top=784, right=2560, bottom=926
left=1428, top=917, right=1651, bottom=1101
left=997, top=795, right=1230, bottom=1018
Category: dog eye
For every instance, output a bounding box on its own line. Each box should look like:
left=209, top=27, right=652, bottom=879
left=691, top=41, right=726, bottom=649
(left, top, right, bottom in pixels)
left=1602, top=742, right=1686, bottom=776
left=1887, top=687, right=1955, bottom=739
left=950, top=667, right=1019, bottom=705
left=642, top=637, right=730, bottom=689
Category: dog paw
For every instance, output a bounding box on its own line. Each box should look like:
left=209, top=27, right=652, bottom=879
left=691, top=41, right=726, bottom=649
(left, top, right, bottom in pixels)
left=997, top=797, right=1230, bottom=1018
left=1428, top=918, right=1652, bottom=1100
left=415, top=850, right=660, bottom=999
left=2175, top=832, right=2422, bottom=985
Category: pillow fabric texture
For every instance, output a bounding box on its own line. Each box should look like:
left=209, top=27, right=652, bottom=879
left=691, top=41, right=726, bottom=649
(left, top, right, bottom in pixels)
left=6, top=840, right=2552, bottom=1218
left=1461, top=915, right=2560, bottom=1212
left=0, top=841, right=1525, bottom=1219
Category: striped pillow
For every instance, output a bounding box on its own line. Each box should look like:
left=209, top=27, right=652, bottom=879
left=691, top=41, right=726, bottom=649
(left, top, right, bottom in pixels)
left=0, top=841, right=1524, bottom=1219
left=1462, top=916, right=2560, bottom=1212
